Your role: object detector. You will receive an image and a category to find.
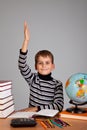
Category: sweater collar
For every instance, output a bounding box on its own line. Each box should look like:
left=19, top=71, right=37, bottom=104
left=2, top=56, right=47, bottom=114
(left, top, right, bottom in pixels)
left=38, top=73, right=53, bottom=81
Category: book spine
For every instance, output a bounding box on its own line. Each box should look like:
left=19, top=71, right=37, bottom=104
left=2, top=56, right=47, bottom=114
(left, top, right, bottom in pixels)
left=0, top=94, right=12, bottom=100
left=60, top=113, right=87, bottom=120
left=0, top=104, right=15, bottom=118
left=0, top=84, right=12, bottom=91
left=0, top=86, right=12, bottom=92
left=0, top=103, right=15, bottom=112
left=0, top=81, right=12, bottom=86
left=0, top=95, right=13, bottom=104
left=0, top=89, right=12, bottom=98
left=0, top=99, right=14, bottom=110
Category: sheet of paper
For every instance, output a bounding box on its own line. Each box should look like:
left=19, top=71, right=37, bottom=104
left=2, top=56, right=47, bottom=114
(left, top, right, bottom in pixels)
left=37, top=109, right=59, bottom=117
left=8, top=111, right=36, bottom=118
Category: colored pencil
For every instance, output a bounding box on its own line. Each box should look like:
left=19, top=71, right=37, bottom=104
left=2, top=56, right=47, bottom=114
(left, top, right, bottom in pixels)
left=40, top=121, right=48, bottom=129
left=50, top=119, right=62, bottom=128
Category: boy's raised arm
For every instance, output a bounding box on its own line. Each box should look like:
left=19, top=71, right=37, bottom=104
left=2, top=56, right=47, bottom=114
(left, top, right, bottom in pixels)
left=21, top=21, right=30, bottom=52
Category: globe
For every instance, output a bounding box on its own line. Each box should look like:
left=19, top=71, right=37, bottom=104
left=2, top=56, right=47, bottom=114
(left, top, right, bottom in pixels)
left=65, top=73, right=87, bottom=113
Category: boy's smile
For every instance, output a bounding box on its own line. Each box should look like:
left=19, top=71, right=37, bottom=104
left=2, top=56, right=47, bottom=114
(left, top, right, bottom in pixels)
left=36, top=56, right=55, bottom=75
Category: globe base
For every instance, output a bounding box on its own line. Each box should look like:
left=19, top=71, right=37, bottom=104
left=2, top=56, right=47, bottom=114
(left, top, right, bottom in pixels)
left=66, top=107, right=87, bottom=113
left=66, top=100, right=87, bottom=113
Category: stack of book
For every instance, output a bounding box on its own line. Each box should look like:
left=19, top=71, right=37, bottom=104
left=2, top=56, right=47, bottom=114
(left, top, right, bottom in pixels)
left=0, top=80, right=15, bottom=118
left=60, top=109, right=87, bottom=120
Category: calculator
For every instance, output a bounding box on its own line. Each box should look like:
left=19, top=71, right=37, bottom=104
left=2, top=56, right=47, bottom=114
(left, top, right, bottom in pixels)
left=10, top=118, right=37, bottom=127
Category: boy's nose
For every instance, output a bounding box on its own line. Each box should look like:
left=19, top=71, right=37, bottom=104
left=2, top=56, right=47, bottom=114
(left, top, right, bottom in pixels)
left=42, top=63, right=46, bottom=67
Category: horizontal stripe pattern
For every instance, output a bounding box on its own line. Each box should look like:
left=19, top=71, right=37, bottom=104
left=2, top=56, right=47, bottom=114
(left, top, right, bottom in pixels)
left=18, top=50, right=64, bottom=112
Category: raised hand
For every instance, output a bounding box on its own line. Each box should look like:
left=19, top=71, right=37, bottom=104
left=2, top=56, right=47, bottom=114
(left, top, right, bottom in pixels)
left=21, top=21, right=30, bottom=52
left=24, top=21, right=30, bottom=42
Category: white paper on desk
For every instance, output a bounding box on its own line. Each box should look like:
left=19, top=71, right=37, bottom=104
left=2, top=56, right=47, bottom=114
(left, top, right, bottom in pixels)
left=8, top=111, right=36, bottom=118
left=36, top=109, right=59, bottom=117
left=8, top=109, right=59, bottom=118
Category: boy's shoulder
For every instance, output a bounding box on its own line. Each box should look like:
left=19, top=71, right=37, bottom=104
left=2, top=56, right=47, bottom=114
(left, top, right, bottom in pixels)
left=53, top=78, right=63, bottom=85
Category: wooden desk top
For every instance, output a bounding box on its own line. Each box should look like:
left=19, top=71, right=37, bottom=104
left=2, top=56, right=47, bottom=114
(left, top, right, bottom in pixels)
left=0, top=108, right=87, bottom=130
left=0, top=115, right=87, bottom=130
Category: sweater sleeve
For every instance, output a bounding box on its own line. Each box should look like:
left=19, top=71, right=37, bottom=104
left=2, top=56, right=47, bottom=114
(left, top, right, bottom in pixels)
left=18, top=49, right=34, bottom=86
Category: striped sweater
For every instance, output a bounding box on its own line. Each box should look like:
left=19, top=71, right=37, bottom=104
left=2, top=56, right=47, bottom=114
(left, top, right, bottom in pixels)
left=18, top=50, right=64, bottom=112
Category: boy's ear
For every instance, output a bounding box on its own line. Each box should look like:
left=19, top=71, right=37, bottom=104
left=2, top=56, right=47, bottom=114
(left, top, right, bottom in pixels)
left=35, top=64, right=37, bottom=70
left=52, top=64, right=55, bottom=70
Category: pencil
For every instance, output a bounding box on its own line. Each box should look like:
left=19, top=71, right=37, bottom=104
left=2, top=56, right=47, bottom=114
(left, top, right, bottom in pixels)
left=55, top=118, right=67, bottom=127
left=50, top=119, right=62, bottom=128
left=43, top=121, right=50, bottom=128
left=47, top=119, right=55, bottom=128
left=40, top=121, right=48, bottom=129
left=54, top=118, right=63, bottom=126
left=63, top=120, right=72, bottom=126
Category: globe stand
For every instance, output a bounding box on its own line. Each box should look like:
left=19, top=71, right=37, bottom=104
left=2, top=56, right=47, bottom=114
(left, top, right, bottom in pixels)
left=66, top=100, right=87, bottom=113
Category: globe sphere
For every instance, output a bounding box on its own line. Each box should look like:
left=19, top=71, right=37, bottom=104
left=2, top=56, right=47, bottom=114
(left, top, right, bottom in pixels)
left=65, top=73, right=87, bottom=104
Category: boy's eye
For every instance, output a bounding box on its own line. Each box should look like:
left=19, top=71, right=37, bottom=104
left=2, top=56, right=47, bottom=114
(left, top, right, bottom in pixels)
left=37, top=61, right=51, bottom=65
left=46, top=61, right=50, bottom=64
left=37, top=62, right=42, bottom=65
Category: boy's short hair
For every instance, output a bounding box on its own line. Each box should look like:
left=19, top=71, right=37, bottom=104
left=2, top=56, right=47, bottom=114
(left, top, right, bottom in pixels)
left=35, top=50, right=54, bottom=65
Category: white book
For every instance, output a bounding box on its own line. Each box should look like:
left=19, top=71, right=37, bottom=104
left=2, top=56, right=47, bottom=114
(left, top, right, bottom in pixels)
left=0, top=84, right=12, bottom=91
left=0, top=95, right=13, bottom=104
left=0, top=99, right=14, bottom=110
left=0, top=104, right=15, bottom=118
left=8, top=109, right=59, bottom=118
left=0, top=80, right=12, bottom=87
left=0, top=89, right=12, bottom=98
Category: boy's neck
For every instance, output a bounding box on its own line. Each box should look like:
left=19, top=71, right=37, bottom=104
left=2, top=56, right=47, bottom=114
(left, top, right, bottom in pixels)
left=38, top=73, right=53, bottom=81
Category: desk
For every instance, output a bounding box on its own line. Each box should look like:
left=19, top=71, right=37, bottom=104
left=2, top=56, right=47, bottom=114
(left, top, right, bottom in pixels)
left=0, top=116, right=87, bottom=130
left=0, top=107, right=87, bottom=130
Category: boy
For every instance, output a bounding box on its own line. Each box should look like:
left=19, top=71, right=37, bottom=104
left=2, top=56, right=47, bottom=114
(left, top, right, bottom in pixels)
left=18, top=22, right=64, bottom=112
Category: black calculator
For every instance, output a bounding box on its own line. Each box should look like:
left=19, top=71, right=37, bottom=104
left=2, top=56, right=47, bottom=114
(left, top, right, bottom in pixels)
left=10, top=118, right=37, bottom=127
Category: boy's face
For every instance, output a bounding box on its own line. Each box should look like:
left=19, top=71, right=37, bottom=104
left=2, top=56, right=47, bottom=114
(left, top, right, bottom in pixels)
left=35, top=56, right=55, bottom=75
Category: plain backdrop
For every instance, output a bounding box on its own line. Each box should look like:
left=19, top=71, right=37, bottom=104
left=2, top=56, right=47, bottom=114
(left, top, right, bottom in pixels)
left=0, top=0, right=87, bottom=110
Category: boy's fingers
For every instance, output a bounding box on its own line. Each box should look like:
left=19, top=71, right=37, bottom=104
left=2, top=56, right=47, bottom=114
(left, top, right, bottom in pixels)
left=24, top=21, right=27, bottom=26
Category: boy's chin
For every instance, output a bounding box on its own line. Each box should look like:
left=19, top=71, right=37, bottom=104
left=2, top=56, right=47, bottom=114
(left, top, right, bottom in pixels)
left=39, top=72, right=50, bottom=75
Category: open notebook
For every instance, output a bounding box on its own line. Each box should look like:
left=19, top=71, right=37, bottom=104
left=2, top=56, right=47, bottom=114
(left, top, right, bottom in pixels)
left=8, top=109, right=59, bottom=118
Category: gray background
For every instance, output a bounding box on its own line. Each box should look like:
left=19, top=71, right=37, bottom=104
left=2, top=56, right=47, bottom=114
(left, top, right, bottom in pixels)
left=0, top=0, right=87, bottom=110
